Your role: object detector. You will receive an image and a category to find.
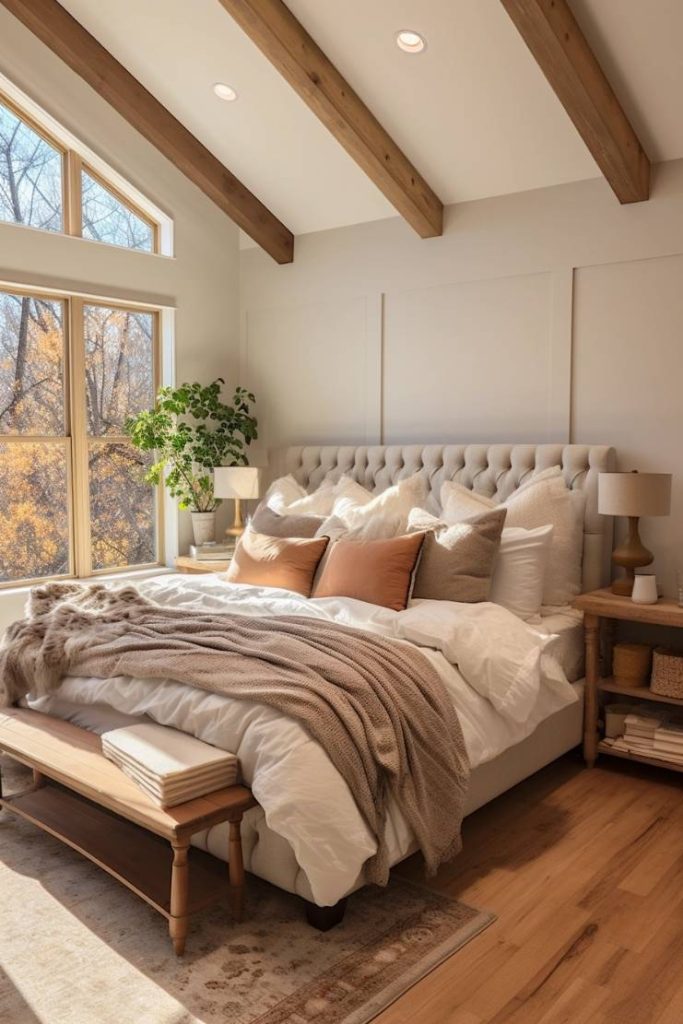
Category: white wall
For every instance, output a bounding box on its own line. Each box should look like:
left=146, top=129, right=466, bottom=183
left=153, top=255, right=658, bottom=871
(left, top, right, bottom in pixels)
left=0, top=9, right=241, bottom=628
left=241, top=159, right=683, bottom=597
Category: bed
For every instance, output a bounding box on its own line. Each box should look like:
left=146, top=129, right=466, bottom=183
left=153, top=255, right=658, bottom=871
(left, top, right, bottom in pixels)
left=22, top=442, right=615, bottom=917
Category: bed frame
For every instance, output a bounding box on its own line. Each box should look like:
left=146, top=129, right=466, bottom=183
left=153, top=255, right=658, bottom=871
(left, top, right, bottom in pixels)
left=270, top=443, right=616, bottom=929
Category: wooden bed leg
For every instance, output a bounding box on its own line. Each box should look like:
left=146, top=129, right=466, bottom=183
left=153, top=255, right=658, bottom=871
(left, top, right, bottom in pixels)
left=169, top=839, right=190, bottom=956
left=228, top=818, right=246, bottom=921
left=305, top=898, right=347, bottom=931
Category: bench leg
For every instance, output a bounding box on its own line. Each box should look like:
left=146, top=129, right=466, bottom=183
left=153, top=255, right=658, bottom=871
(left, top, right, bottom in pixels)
left=228, top=818, right=245, bottom=921
left=169, top=839, right=190, bottom=956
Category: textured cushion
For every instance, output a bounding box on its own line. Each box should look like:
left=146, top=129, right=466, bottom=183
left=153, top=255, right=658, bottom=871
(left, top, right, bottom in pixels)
left=313, top=532, right=426, bottom=611
left=225, top=530, right=329, bottom=596
left=250, top=505, right=325, bottom=538
left=442, top=468, right=583, bottom=606
left=408, top=507, right=507, bottom=603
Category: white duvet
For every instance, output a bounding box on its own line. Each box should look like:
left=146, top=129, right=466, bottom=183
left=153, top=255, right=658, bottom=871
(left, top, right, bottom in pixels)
left=27, top=573, right=578, bottom=906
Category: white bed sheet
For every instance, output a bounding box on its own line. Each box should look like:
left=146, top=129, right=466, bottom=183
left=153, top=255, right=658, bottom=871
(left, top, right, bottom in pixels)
left=26, top=573, right=579, bottom=906
left=538, top=608, right=584, bottom=682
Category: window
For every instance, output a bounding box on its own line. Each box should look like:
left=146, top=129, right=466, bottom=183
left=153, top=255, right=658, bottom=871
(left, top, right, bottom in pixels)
left=0, top=287, right=161, bottom=585
left=81, top=170, right=155, bottom=252
left=0, top=90, right=161, bottom=253
left=0, top=98, right=63, bottom=232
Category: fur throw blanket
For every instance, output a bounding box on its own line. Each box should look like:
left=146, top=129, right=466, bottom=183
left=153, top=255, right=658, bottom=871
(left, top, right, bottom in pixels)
left=0, top=582, right=470, bottom=883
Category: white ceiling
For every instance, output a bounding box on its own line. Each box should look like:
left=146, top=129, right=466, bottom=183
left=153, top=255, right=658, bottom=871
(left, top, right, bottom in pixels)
left=56, top=0, right=683, bottom=244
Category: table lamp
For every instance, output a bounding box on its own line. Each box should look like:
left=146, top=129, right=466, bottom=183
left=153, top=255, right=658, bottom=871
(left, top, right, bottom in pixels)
left=214, top=466, right=261, bottom=540
left=598, top=471, right=672, bottom=595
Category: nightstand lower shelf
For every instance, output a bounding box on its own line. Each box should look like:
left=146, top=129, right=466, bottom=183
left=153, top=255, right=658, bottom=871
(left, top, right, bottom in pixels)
left=598, top=678, right=683, bottom=707
left=598, top=740, right=683, bottom=774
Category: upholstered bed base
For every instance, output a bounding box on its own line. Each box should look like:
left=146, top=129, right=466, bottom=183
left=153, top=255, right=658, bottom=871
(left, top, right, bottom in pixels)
left=268, top=443, right=616, bottom=592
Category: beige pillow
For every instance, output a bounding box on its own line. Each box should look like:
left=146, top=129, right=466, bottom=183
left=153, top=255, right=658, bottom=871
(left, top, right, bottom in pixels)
left=225, top=530, right=329, bottom=596
left=250, top=505, right=325, bottom=538
left=409, top=507, right=507, bottom=602
left=441, top=468, right=583, bottom=607
left=313, top=532, right=426, bottom=611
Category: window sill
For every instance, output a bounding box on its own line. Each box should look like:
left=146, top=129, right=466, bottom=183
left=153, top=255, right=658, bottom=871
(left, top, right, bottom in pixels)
left=0, top=565, right=173, bottom=600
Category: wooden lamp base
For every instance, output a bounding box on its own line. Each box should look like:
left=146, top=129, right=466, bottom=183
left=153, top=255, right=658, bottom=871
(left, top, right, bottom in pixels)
left=611, top=516, right=653, bottom=596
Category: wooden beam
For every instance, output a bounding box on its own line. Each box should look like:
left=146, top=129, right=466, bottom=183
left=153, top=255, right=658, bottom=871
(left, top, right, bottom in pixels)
left=218, top=0, right=443, bottom=238
left=0, top=0, right=294, bottom=263
left=500, top=0, right=650, bottom=203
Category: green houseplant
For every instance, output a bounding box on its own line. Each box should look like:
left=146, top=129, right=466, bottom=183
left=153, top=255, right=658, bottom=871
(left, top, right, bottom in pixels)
left=125, top=379, right=258, bottom=544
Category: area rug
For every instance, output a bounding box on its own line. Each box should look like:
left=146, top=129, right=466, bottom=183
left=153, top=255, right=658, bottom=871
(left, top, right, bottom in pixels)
left=0, top=756, right=494, bottom=1024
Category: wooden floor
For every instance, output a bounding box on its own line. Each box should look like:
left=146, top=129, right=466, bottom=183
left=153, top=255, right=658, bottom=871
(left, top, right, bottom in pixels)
left=380, top=752, right=683, bottom=1024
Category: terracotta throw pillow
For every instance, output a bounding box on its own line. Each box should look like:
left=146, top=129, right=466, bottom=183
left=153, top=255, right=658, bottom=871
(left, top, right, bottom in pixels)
left=225, top=530, right=329, bottom=597
left=251, top=505, right=325, bottom=538
left=408, top=507, right=507, bottom=602
left=313, top=532, right=426, bottom=611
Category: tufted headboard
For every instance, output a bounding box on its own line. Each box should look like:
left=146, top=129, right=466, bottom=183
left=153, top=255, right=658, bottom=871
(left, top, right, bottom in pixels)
left=267, top=443, right=617, bottom=593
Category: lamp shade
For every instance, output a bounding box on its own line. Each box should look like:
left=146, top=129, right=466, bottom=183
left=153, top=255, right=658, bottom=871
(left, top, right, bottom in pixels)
left=214, top=466, right=261, bottom=500
left=598, top=472, right=671, bottom=517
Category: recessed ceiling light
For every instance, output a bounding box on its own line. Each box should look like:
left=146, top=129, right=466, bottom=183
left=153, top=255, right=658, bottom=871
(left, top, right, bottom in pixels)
left=396, top=29, right=426, bottom=54
left=213, top=82, right=238, bottom=102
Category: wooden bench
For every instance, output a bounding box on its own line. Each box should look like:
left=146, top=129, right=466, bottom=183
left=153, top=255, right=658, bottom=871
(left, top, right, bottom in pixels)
left=0, top=708, right=257, bottom=955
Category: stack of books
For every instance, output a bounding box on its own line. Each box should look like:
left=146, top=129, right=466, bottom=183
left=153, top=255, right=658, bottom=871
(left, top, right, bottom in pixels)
left=189, top=542, right=236, bottom=561
left=102, top=722, right=239, bottom=808
left=609, top=709, right=683, bottom=765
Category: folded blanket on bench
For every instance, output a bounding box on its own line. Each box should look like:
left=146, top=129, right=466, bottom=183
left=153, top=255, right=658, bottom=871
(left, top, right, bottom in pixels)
left=0, top=582, right=470, bottom=884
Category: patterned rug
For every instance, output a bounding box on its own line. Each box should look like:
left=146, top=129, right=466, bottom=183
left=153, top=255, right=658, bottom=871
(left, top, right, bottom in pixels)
left=0, top=756, right=493, bottom=1024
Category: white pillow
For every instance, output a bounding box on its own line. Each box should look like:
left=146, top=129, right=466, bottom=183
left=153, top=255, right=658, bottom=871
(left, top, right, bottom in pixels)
left=321, top=473, right=429, bottom=540
left=492, top=526, right=553, bottom=621
left=265, top=474, right=307, bottom=513
left=266, top=475, right=339, bottom=517
left=441, top=468, right=583, bottom=607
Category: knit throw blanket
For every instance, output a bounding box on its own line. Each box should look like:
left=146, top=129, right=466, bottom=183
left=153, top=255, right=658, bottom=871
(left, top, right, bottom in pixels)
left=0, top=583, right=470, bottom=884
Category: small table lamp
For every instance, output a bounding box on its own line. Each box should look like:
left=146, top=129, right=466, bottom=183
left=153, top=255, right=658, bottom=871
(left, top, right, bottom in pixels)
left=598, top=471, right=672, bottom=596
left=214, top=466, right=261, bottom=540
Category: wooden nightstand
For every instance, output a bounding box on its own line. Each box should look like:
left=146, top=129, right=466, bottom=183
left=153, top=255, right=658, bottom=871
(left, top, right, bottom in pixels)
left=574, top=588, right=683, bottom=769
left=175, top=556, right=231, bottom=574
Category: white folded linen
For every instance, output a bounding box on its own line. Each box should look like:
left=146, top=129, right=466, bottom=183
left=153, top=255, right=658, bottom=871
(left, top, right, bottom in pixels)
left=101, top=722, right=238, bottom=808
left=105, top=745, right=234, bottom=789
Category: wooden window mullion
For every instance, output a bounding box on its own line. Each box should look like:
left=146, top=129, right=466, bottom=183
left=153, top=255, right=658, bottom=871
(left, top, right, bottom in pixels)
left=68, top=297, right=91, bottom=577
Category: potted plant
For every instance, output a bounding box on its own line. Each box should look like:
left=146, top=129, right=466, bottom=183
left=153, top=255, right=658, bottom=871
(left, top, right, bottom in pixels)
left=125, top=379, right=258, bottom=545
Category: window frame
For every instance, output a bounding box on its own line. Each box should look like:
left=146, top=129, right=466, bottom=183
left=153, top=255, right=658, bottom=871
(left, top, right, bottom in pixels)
left=0, top=86, right=162, bottom=254
left=0, top=283, right=164, bottom=589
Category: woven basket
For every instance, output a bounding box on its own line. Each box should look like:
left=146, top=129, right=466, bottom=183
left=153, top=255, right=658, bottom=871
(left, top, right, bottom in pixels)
left=651, top=647, right=683, bottom=698
left=613, top=643, right=652, bottom=687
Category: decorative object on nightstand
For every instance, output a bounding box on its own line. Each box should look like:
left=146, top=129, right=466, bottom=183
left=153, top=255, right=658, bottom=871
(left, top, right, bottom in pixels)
left=651, top=648, right=683, bottom=699
left=631, top=572, right=658, bottom=604
left=612, top=642, right=652, bottom=687
left=574, top=587, right=683, bottom=772
left=214, top=466, right=262, bottom=539
left=598, top=471, right=672, bottom=596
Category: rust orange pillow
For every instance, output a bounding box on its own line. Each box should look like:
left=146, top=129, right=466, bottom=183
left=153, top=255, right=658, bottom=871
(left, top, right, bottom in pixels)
left=225, top=530, right=329, bottom=597
left=312, top=532, right=426, bottom=611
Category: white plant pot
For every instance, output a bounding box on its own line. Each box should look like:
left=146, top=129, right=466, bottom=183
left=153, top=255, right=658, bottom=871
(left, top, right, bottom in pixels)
left=191, top=511, right=216, bottom=545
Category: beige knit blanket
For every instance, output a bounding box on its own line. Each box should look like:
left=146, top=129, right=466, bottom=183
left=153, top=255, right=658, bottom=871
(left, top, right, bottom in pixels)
left=0, top=583, right=470, bottom=884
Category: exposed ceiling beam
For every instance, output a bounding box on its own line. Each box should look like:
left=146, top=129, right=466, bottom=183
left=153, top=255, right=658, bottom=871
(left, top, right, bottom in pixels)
left=0, top=0, right=294, bottom=263
left=218, top=0, right=444, bottom=238
left=500, top=0, right=650, bottom=204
